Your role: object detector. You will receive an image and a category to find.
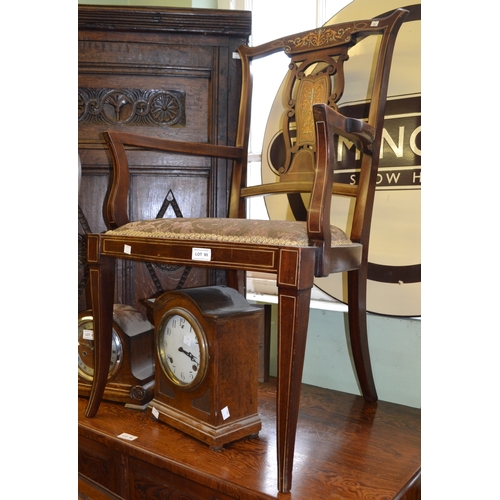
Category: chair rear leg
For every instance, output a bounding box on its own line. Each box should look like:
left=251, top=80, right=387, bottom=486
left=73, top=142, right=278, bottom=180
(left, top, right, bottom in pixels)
left=347, top=267, right=378, bottom=403
left=84, top=241, right=116, bottom=418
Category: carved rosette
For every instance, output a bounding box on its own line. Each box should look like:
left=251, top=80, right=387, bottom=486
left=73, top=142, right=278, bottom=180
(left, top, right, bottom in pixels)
left=78, top=88, right=186, bottom=127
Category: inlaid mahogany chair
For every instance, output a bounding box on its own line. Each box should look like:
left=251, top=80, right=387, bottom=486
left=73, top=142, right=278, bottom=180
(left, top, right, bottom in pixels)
left=85, top=8, right=408, bottom=493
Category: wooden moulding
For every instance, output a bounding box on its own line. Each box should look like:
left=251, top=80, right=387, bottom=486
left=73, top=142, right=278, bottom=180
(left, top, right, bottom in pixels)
left=78, top=5, right=252, bottom=37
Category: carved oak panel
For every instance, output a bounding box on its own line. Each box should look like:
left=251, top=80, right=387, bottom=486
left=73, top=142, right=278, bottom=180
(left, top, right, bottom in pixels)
left=78, top=88, right=186, bottom=127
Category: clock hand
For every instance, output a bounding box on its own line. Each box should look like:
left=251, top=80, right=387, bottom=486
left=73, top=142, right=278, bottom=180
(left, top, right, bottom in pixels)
left=178, top=346, right=198, bottom=365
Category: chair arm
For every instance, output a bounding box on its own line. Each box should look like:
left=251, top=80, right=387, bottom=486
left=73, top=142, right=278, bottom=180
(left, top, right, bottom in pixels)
left=316, top=104, right=376, bottom=154
left=105, top=131, right=245, bottom=159
left=103, top=130, right=245, bottom=229
left=308, top=103, right=375, bottom=276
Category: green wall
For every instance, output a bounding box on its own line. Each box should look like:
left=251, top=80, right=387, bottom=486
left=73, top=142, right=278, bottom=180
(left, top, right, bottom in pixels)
left=269, top=306, right=421, bottom=408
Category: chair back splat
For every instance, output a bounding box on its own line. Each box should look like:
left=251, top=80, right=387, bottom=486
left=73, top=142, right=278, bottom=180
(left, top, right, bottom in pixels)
left=85, top=8, right=409, bottom=493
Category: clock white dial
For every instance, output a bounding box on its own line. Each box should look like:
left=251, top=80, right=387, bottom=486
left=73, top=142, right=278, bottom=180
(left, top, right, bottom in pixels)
left=158, top=309, right=207, bottom=389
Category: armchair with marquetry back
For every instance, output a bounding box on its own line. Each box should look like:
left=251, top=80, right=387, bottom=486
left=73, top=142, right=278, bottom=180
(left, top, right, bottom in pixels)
left=84, top=8, right=409, bottom=493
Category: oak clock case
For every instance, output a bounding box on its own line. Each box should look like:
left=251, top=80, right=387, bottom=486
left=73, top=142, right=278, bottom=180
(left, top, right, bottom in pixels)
left=78, top=304, right=155, bottom=408
left=148, top=286, right=263, bottom=450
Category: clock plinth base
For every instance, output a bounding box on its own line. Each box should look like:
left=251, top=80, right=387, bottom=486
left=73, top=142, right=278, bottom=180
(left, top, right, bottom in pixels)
left=78, top=379, right=154, bottom=407
left=124, top=402, right=150, bottom=411
left=148, top=398, right=262, bottom=449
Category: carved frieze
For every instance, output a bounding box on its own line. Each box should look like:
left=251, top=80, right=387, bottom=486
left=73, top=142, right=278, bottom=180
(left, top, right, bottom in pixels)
left=78, top=88, right=186, bottom=127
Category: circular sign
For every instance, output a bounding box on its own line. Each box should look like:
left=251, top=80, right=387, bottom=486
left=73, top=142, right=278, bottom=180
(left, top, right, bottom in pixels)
left=262, top=0, right=421, bottom=316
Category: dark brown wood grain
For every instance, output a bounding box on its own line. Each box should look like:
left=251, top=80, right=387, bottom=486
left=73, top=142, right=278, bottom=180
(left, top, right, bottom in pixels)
left=79, top=473, right=125, bottom=500
left=79, top=379, right=420, bottom=499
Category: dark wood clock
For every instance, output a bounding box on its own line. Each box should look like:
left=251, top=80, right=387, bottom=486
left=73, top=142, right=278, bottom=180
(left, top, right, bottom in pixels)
left=78, top=304, right=155, bottom=408
left=148, top=286, right=263, bottom=450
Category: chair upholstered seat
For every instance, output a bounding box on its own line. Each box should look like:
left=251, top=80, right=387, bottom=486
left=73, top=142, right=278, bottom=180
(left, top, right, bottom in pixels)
left=105, top=218, right=353, bottom=248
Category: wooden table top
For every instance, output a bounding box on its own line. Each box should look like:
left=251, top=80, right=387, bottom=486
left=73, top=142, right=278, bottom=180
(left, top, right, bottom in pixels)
left=79, top=379, right=420, bottom=499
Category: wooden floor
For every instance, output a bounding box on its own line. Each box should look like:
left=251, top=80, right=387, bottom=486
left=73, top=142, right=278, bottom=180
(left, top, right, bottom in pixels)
left=78, top=379, right=421, bottom=499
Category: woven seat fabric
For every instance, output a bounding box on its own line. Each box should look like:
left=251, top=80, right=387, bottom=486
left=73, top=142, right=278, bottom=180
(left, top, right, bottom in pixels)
left=106, top=218, right=352, bottom=247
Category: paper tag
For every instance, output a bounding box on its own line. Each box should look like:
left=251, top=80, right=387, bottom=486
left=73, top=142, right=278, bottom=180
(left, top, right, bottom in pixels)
left=83, top=329, right=94, bottom=340
left=221, top=406, right=230, bottom=420
left=192, top=248, right=211, bottom=261
left=151, top=407, right=159, bottom=419
left=117, top=433, right=138, bottom=441
left=124, top=244, right=132, bottom=254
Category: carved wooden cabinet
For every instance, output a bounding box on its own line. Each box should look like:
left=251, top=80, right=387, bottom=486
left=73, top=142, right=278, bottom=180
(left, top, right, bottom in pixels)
left=78, top=5, right=252, bottom=315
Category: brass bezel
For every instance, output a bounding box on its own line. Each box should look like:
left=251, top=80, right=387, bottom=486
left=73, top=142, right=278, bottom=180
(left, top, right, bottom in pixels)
left=78, top=314, right=123, bottom=382
left=157, top=307, right=208, bottom=391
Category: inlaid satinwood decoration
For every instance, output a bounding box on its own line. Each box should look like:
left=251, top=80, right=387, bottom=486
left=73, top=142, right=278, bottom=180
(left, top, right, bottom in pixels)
left=78, top=88, right=185, bottom=127
left=276, top=45, right=349, bottom=179
left=273, top=20, right=375, bottom=181
left=296, top=75, right=329, bottom=145
left=285, top=25, right=355, bottom=51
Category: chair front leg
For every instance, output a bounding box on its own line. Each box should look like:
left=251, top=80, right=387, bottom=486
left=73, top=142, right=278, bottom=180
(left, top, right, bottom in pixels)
left=84, top=235, right=116, bottom=418
left=276, top=285, right=312, bottom=493
left=275, top=247, right=315, bottom=493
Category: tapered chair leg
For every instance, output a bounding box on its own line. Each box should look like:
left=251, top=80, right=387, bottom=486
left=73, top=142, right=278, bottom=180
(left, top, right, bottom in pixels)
left=85, top=239, right=116, bottom=418
left=347, top=267, right=378, bottom=403
left=276, top=286, right=312, bottom=493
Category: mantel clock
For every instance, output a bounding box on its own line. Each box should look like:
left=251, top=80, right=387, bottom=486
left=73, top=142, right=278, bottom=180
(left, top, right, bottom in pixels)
left=148, top=286, right=263, bottom=449
left=78, top=304, right=155, bottom=408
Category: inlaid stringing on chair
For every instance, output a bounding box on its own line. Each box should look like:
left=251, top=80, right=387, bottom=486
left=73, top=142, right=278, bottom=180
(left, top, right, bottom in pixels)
left=85, top=8, right=409, bottom=493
